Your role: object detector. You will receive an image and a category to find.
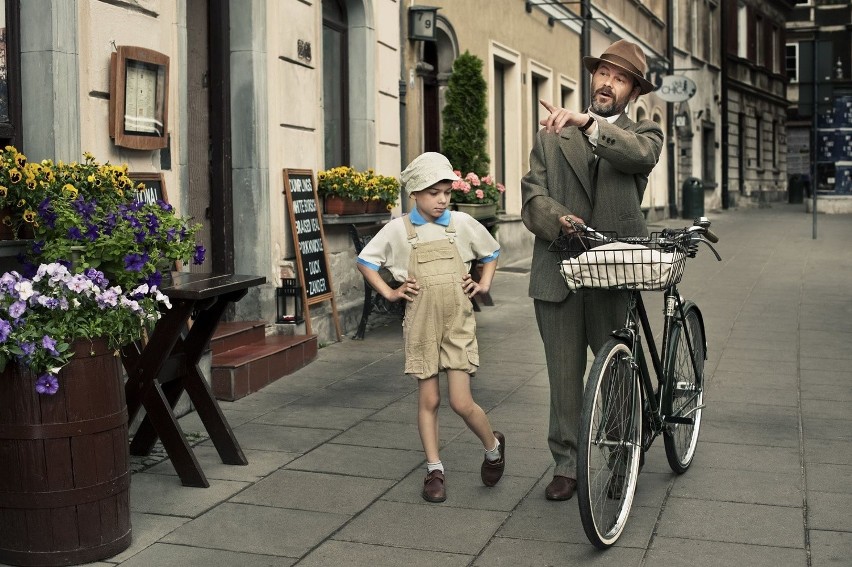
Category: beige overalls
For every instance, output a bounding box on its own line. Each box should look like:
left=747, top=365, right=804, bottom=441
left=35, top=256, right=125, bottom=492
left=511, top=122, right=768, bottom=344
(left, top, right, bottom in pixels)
left=402, top=215, right=479, bottom=379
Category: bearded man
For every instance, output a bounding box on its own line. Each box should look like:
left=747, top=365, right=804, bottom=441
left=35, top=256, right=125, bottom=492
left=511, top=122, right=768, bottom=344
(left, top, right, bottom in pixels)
left=520, top=39, right=663, bottom=501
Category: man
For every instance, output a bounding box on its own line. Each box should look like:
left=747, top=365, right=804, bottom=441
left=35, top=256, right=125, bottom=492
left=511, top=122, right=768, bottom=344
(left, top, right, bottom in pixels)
left=520, top=39, right=663, bottom=501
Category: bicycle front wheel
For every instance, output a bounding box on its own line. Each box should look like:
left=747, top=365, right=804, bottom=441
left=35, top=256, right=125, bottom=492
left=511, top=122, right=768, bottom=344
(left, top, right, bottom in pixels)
left=577, top=339, right=642, bottom=549
left=663, top=302, right=705, bottom=473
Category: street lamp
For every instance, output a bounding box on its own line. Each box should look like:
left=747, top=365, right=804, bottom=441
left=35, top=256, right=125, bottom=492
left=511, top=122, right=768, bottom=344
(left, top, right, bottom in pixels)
left=408, top=5, right=440, bottom=42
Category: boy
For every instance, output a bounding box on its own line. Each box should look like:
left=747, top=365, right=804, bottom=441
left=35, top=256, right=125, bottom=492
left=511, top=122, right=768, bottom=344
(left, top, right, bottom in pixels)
left=356, top=152, right=505, bottom=503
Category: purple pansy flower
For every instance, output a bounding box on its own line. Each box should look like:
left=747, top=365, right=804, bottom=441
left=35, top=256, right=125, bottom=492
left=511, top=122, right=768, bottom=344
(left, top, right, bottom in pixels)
left=35, top=374, right=59, bottom=395
left=193, top=244, right=206, bottom=265
left=0, top=319, right=11, bottom=342
left=9, top=300, right=26, bottom=319
left=124, top=253, right=147, bottom=272
left=41, top=335, right=59, bottom=356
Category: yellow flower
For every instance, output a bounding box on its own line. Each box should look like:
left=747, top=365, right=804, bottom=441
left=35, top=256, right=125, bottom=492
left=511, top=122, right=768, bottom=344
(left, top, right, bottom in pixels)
left=0, top=186, right=7, bottom=198
left=62, top=183, right=79, bottom=198
left=9, top=168, right=21, bottom=183
left=22, top=209, right=36, bottom=223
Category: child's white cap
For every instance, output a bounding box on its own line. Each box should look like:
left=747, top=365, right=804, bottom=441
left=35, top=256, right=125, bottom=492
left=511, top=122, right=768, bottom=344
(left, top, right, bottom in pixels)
left=401, top=152, right=460, bottom=196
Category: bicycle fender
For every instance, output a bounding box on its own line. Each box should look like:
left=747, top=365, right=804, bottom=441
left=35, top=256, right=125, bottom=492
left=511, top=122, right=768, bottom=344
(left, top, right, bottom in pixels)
left=680, top=300, right=707, bottom=359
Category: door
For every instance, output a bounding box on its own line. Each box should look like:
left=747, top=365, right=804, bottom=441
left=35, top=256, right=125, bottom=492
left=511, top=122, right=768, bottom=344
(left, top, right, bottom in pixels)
left=187, top=0, right=211, bottom=271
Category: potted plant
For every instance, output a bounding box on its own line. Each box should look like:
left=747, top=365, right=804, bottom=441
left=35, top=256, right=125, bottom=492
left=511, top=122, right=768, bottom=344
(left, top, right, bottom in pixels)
left=317, top=166, right=399, bottom=215
left=364, top=169, right=401, bottom=213
left=450, top=171, right=505, bottom=220
left=0, top=146, right=204, bottom=565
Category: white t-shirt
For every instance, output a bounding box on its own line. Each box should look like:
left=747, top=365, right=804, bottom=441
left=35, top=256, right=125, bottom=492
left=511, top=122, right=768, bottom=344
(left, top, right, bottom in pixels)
left=357, top=208, right=500, bottom=283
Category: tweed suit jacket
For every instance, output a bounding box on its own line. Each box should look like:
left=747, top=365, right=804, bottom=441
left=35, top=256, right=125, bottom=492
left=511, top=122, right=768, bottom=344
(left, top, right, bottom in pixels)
left=521, top=114, right=664, bottom=303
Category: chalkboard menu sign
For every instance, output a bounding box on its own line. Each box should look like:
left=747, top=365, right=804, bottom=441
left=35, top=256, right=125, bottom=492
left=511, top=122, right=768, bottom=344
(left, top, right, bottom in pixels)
left=282, top=169, right=341, bottom=339
left=282, top=169, right=333, bottom=303
left=129, top=172, right=167, bottom=205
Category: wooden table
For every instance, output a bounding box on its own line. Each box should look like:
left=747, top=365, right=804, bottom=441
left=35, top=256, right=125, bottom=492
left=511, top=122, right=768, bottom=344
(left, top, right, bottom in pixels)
left=122, top=272, right=266, bottom=487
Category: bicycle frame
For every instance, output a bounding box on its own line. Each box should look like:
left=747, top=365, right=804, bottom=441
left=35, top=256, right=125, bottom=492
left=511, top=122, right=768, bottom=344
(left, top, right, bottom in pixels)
left=613, top=282, right=703, bottom=451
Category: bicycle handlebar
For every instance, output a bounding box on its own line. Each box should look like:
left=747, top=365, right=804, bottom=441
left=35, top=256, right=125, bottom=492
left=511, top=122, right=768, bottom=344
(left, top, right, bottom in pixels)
left=567, top=216, right=721, bottom=259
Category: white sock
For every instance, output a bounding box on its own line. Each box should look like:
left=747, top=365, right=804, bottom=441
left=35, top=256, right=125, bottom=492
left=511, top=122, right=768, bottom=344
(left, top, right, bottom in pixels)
left=485, top=439, right=501, bottom=462
left=426, top=461, right=444, bottom=473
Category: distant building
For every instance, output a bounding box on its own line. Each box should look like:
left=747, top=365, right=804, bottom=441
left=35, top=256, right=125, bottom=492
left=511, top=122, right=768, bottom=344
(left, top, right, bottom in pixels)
left=785, top=0, right=852, bottom=212
left=721, top=0, right=794, bottom=208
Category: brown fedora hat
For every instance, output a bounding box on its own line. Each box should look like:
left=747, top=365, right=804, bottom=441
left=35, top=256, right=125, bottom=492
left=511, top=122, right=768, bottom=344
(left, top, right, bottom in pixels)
left=582, top=39, right=655, bottom=95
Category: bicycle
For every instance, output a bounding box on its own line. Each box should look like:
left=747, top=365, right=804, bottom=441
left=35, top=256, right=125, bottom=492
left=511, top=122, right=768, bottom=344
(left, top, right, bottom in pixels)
left=548, top=217, right=721, bottom=549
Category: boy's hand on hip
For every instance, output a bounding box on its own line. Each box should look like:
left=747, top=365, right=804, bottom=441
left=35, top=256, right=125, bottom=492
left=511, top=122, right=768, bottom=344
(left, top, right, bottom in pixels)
left=461, top=273, right=488, bottom=298
left=387, top=277, right=419, bottom=303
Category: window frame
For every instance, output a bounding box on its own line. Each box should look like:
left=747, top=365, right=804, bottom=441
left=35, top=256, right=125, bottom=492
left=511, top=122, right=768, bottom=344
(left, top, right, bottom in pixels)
left=0, top=0, right=22, bottom=148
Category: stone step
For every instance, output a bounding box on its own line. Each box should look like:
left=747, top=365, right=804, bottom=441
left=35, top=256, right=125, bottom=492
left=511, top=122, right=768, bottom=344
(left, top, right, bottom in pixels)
left=210, top=320, right=267, bottom=353
left=211, top=334, right=317, bottom=401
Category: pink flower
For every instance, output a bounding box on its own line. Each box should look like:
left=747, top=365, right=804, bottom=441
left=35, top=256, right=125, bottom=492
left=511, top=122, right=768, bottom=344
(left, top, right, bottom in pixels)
left=465, top=172, right=481, bottom=186
left=482, top=175, right=493, bottom=184
left=475, top=189, right=485, bottom=200
left=453, top=169, right=462, bottom=177
left=497, top=183, right=506, bottom=193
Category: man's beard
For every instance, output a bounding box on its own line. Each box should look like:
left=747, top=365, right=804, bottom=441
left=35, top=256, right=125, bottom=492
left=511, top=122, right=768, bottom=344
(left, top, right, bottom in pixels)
left=590, top=88, right=628, bottom=117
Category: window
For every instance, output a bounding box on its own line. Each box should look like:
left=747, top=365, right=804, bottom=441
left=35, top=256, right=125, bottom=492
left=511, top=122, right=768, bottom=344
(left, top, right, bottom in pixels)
left=0, top=0, right=21, bottom=148
left=772, top=120, right=778, bottom=169
left=531, top=73, right=544, bottom=143
left=755, top=16, right=763, bottom=67
left=755, top=115, right=763, bottom=169
left=786, top=43, right=798, bottom=81
left=771, top=26, right=780, bottom=74
left=494, top=60, right=506, bottom=210
left=322, top=0, right=348, bottom=168
left=737, top=3, right=747, bottom=59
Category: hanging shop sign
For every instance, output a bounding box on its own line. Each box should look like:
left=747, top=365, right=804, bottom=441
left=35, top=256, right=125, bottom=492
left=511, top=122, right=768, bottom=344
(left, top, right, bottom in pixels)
left=655, top=75, right=697, bottom=103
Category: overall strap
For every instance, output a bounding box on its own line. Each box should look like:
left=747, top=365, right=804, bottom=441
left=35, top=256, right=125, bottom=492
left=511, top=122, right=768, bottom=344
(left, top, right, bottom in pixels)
left=444, top=213, right=457, bottom=244
left=403, top=215, right=419, bottom=246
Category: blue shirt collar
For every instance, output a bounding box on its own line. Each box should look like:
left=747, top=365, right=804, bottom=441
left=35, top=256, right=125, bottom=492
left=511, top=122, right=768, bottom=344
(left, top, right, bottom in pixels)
left=409, top=207, right=450, bottom=226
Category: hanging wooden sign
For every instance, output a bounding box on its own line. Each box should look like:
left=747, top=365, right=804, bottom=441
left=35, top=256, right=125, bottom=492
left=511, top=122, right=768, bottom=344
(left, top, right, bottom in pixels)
left=282, top=169, right=341, bottom=340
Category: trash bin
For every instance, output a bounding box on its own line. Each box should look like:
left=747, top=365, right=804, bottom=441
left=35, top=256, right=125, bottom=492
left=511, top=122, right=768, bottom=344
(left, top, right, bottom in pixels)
left=788, top=174, right=804, bottom=204
left=681, top=177, right=704, bottom=219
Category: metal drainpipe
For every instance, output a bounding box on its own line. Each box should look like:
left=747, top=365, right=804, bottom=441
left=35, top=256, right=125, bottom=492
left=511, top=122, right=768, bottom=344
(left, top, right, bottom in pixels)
left=667, top=0, right=678, bottom=218
left=720, top=0, right=729, bottom=209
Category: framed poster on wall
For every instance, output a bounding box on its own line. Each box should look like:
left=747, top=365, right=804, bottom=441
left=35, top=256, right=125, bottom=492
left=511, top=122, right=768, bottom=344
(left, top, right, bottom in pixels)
left=109, top=46, right=170, bottom=150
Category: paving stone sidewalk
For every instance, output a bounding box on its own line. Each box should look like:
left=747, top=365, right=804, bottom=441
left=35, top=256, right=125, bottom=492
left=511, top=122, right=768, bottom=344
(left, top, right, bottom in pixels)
left=70, top=204, right=852, bottom=566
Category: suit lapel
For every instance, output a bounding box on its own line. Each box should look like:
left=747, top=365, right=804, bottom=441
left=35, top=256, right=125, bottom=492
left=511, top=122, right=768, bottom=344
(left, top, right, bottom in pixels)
left=558, top=129, right=594, bottom=204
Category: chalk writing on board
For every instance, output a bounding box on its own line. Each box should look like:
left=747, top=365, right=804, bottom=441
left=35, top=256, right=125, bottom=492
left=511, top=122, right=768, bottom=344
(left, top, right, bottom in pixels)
left=129, top=173, right=167, bottom=205
left=285, top=173, right=331, bottom=300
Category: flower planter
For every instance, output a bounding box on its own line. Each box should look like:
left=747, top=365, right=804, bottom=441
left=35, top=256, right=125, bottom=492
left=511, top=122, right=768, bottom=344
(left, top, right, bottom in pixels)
left=324, top=195, right=367, bottom=215
left=0, top=338, right=131, bottom=566
left=454, top=203, right=498, bottom=220
left=365, top=199, right=390, bottom=214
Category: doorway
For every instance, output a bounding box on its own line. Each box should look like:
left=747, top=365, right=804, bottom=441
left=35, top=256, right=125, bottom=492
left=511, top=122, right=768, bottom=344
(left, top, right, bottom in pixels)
left=186, top=0, right=233, bottom=273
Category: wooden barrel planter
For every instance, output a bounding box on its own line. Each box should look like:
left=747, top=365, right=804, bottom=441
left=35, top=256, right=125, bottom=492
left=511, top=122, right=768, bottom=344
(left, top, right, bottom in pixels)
left=0, top=338, right=132, bottom=566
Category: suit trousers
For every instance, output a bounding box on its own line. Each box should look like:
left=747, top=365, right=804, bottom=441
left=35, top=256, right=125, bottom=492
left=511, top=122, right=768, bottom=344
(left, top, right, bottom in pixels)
left=534, top=288, right=628, bottom=478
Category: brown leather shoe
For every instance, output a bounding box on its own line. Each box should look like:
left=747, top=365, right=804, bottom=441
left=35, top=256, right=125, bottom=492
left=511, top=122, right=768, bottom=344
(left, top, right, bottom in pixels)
left=481, top=431, right=506, bottom=487
left=545, top=475, right=577, bottom=501
left=422, top=470, right=446, bottom=503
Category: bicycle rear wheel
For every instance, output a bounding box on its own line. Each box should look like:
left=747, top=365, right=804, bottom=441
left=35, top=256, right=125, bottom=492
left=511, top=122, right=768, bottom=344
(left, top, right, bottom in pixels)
left=578, top=339, right=642, bottom=549
left=663, top=302, right=705, bottom=473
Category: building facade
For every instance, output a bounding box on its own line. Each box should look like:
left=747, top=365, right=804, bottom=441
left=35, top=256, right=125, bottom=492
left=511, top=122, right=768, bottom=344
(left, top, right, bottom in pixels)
left=785, top=0, right=852, bottom=213
left=721, top=0, right=793, bottom=208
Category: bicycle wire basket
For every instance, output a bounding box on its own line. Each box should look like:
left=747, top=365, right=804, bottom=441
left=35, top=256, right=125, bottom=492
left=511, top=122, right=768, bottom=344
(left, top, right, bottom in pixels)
left=548, top=231, right=688, bottom=291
